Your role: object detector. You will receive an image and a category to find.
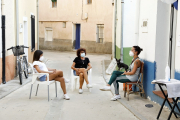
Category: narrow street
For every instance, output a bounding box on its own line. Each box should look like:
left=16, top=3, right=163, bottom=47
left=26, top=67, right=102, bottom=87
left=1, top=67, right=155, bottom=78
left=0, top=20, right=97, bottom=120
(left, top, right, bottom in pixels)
left=0, top=51, right=138, bottom=120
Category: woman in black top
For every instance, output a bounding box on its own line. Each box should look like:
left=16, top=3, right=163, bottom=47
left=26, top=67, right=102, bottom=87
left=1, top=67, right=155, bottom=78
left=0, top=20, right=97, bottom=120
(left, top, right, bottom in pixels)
left=71, top=48, right=92, bottom=94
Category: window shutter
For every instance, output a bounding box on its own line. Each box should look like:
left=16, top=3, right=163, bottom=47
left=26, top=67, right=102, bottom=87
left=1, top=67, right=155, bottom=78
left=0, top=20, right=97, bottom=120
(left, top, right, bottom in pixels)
left=31, top=15, right=35, bottom=52
left=98, top=25, right=104, bottom=38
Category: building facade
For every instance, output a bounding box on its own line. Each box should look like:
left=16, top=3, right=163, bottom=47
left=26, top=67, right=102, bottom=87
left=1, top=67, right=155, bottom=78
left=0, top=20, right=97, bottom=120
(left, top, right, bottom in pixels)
left=0, top=0, right=38, bottom=84
left=114, top=0, right=180, bottom=108
left=39, top=0, right=114, bottom=54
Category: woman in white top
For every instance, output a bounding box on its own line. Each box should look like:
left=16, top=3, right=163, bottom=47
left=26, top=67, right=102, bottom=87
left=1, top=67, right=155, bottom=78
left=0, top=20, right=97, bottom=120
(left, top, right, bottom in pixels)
left=33, top=50, right=70, bottom=100
left=100, top=46, right=143, bottom=101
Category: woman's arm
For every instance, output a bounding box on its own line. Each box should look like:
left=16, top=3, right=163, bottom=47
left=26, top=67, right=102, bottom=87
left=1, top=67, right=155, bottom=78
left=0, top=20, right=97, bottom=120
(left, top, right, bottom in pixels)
left=86, top=63, right=92, bottom=71
left=48, top=68, right=56, bottom=71
left=34, top=65, right=53, bottom=74
left=122, top=60, right=141, bottom=75
left=71, top=62, right=78, bottom=71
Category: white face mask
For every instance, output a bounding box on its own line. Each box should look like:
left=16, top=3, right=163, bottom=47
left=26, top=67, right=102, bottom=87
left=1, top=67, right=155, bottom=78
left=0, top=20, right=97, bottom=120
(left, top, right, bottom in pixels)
left=129, top=51, right=134, bottom=57
left=81, top=53, right=85, bottom=58
left=39, top=56, right=44, bottom=61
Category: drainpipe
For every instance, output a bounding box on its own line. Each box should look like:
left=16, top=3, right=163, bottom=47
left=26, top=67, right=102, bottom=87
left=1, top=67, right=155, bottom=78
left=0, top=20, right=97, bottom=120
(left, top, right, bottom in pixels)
left=135, top=0, right=140, bottom=45
left=121, top=0, right=124, bottom=62
left=113, top=0, right=117, bottom=58
left=16, top=0, right=19, bottom=45
left=37, top=0, right=39, bottom=50
left=1, top=0, right=6, bottom=84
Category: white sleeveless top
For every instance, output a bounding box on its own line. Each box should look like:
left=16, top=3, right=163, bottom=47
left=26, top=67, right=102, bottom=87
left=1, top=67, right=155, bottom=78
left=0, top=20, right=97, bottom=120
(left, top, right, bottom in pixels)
left=126, top=58, right=141, bottom=82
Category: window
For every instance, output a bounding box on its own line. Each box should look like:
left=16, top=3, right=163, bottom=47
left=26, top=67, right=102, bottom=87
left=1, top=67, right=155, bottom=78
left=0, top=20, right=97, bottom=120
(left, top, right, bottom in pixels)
left=63, top=22, right=66, bottom=28
left=52, top=1, right=57, bottom=8
left=45, top=28, right=53, bottom=41
left=31, top=15, right=35, bottom=52
left=87, top=0, right=92, bottom=4
left=96, top=24, right=104, bottom=43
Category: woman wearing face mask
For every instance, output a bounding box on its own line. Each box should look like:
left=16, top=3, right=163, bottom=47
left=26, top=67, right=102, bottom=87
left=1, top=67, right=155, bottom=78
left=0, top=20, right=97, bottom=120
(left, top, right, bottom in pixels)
left=100, top=46, right=143, bottom=101
left=33, top=50, right=70, bottom=100
left=71, top=48, right=92, bottom=94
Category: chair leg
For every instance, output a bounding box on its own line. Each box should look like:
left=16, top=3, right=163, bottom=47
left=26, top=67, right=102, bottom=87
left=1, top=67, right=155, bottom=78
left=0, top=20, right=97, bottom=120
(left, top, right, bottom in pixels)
left=124, top=83, right=127, bottom=97
left=48, top=85, right=49, bottom=101
left=75, top=79, right=77, bottom=90
left=35, top=84, right=39, bottom=96
left=29, top=84, right=33, bottom=99
left=55, top=82, right=57, bottom=97
left=71, top=78, right=74, bottom=91
left=127, top=84, right=129, bottom=101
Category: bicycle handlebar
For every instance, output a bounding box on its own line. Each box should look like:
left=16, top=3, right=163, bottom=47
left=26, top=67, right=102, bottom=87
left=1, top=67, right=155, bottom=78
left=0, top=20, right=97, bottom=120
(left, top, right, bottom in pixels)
left=7, top=45, right=29, bottom=50
left=7, top=47, right=13, bottom=51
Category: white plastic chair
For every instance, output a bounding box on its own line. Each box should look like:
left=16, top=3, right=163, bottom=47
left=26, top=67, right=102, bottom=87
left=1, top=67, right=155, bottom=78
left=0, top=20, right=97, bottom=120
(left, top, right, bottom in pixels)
left=29, top=63, right=57, bottom=101
left=71, top=69, right=92, bottom=92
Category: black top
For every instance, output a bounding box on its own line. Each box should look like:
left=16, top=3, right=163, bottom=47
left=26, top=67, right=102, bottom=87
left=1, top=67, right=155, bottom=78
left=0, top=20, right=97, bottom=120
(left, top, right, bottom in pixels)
left=73, top=57, right=90, bottom=69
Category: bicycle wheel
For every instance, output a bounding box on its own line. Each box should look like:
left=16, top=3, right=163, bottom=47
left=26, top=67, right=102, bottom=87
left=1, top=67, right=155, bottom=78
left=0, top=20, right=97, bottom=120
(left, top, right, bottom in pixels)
left=23, top=56, right=28, bottom=78
left=18, top=61, right=23, bottom=85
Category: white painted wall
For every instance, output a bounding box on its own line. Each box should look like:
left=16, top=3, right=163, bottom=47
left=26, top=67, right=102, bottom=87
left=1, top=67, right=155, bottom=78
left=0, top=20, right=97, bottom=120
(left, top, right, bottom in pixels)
left=3, top=0, right=15, bottom=56
left=174, top=1, right=180, bottom=72
left=123, top=0, right=139, bottom=48
left=155, top=0, right=171, bottom=80
left=138, top=0, right=157, bottom=62
left=0, top=0, right=2, bottom=58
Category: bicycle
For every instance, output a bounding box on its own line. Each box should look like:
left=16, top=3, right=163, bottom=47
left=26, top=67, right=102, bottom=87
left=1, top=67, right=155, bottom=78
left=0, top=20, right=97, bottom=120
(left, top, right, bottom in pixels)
left=7, top=45, right=29, bottom=85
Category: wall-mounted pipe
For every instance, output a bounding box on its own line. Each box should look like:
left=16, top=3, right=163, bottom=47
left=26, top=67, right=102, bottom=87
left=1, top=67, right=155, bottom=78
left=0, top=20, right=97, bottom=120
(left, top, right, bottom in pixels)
left=37, top=0, right=39, bottom=50
left=113, top=0, right=117, bottom=58
left=16, top=0, right=19, bottom=45
left=121, top=0, right=124, bottom=62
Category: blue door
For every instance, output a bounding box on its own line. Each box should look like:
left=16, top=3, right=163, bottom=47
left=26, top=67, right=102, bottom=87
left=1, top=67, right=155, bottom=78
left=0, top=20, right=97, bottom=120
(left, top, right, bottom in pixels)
left=75, top=24, right=81, bottom=49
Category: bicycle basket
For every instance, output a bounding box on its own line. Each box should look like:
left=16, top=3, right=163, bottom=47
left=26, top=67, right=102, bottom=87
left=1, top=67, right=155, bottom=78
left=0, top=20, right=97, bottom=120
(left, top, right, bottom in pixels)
left=12, top=46, right=25, bottom=56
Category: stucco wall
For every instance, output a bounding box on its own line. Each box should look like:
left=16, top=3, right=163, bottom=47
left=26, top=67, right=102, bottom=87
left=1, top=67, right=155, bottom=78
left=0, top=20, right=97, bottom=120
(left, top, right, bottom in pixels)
left=175, top=1, right=180, bottom=78
left=0, top=0, right=38, bottom=83
left=39, top=0, right=113, bottom=53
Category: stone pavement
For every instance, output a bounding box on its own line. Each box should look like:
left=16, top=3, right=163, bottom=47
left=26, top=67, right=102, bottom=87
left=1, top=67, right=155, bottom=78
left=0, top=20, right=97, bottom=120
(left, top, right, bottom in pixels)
left=0, top=51, right=138, bottom=120
left=103, top=60, right=180, bottom=120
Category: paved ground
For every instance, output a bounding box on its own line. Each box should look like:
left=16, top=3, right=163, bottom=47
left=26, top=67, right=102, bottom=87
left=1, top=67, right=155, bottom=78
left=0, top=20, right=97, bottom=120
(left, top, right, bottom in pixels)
left=0, top=51, right=138, bottom=120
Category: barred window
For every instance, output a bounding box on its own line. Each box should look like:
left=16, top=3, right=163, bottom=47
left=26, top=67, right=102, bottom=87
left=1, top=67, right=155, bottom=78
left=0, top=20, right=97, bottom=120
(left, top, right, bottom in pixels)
left=96, top=24, right=104, bottom=43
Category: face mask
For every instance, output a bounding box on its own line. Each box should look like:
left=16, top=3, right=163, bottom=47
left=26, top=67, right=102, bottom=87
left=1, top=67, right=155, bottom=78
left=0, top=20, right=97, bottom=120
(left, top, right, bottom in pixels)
left=81, top=53, right=85, bottom=58
left=39, top=56, right=44, bottom=61
left=129, top=51, right=134, bottom=57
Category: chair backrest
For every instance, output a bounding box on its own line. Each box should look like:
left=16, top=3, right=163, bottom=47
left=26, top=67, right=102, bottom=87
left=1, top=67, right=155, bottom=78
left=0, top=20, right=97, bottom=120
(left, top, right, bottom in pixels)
left=29, top=63, right=35, bottom=74
left=137, top=62, right=144, bottom=83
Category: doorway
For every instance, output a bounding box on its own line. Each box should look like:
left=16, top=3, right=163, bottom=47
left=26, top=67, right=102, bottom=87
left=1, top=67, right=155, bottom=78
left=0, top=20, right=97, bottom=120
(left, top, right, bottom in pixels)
left=72, top=24, right=81, bottom=50
left=23, top=17, right=28, bottom=61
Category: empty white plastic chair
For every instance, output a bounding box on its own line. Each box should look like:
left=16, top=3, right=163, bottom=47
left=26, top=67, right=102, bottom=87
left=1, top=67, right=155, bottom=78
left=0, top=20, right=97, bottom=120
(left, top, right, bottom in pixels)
left=71, top=69, right=92, bottom=92
left=29, top=63, right=57, bottom=101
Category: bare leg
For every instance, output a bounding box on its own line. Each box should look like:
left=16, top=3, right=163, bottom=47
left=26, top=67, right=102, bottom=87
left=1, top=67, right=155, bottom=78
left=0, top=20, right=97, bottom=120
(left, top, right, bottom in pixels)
left=78, top=68, right=89, bottom=84
left=49, top=71, right=67, bottom=94
left=79, top=73, right=84, bottom=89
left=54, top=77, right=67, bottom=94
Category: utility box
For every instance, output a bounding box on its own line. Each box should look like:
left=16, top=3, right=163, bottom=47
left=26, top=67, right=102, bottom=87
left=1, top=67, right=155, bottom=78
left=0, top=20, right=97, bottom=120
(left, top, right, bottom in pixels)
left=85, top=13, right=88, bottom=19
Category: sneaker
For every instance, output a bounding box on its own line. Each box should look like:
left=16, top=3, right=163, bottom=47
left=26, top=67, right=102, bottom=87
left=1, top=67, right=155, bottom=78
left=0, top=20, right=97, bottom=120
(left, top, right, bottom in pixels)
left=111, top=95, right=121, bottom=101
left=100, top=86, right=111, bottom=91
left=64, top=94, right=70, bottom=100
left=86, top=84, right=93, bottom=88
left=64, top=78, right=70, bottom=83
left=79, top=89, right=83, bottom=94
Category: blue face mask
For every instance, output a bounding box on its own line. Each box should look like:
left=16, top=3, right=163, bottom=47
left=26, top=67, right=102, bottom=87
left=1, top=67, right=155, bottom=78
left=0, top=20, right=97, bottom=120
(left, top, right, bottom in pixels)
left=81, top=53, right=85, bottom=57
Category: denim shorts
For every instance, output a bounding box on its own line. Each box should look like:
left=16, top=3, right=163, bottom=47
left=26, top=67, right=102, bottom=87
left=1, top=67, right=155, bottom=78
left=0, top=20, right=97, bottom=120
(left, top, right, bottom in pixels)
left=39, top=75, right=47, bottom=81
left=73, top=70, right=77, bottom=76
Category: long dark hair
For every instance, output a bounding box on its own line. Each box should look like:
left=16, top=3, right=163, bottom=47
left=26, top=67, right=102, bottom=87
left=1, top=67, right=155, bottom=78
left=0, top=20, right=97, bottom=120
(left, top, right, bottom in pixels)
left=133, top=46, right=143, bottom=55
left=33, top=50, right=43, bottom=62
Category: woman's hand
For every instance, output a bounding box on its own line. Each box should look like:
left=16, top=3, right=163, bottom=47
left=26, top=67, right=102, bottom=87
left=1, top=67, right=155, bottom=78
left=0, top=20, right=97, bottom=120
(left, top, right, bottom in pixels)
left=76, top=68, right=80, bottom=75
left=122, top=71, right=127, bottom=75
left=53, top=69, right=56, bottom=74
